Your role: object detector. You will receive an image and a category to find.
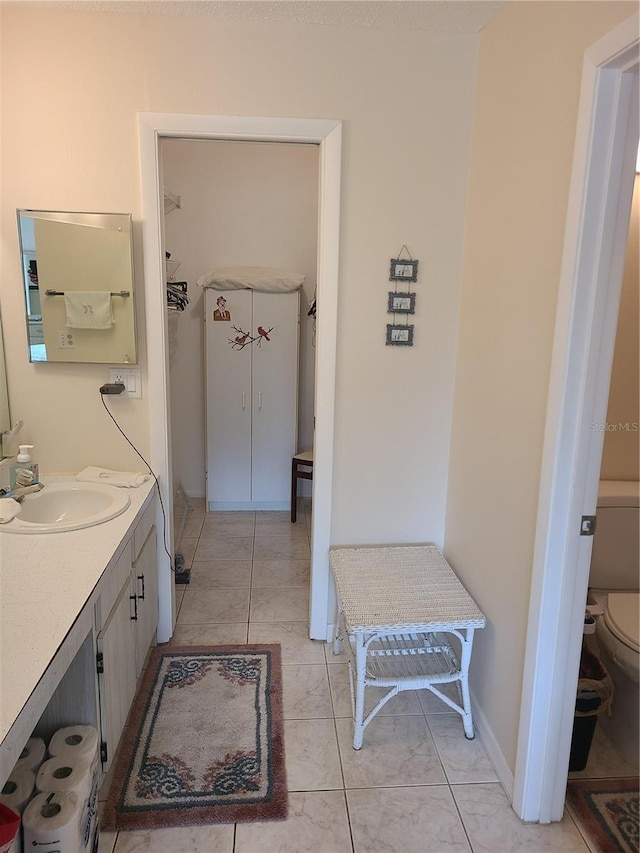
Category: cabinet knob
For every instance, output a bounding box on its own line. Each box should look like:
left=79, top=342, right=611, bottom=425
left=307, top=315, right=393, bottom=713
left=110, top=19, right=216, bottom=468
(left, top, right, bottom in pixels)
left=138, top=573, right=145, bottom=600
left=130, top=594, right=138, bottom=621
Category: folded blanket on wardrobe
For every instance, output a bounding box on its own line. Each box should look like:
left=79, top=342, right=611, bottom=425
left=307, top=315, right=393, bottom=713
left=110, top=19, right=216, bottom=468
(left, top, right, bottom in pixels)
left=76, top=467, right=150, bottom=488
left=64, top=292, right=114, bottom=329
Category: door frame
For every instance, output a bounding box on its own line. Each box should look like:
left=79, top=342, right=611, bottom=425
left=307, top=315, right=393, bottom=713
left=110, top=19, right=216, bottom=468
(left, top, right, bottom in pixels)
left=138, top=113, right=342, bottom=643
left=513, top=13, right=639, bottom=822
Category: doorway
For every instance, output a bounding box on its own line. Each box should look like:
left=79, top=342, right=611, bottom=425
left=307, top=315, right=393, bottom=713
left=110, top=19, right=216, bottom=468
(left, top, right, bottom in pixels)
left=513, top=14, right=639, bottom=823
left=138, top=114, right=342, bottom=645
left=160, top=138, right=319, bottom=505
left=160, top=138, right=319, bottom=624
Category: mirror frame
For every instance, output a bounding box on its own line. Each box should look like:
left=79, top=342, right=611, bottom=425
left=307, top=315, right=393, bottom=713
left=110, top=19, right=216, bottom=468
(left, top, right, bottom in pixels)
left=17, top=209, right=138, bottom=365
left=0, top=312, right=10, bottom=446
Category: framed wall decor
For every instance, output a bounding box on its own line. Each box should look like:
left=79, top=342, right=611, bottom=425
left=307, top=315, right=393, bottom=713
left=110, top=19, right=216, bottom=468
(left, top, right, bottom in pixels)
left=387, top=291, right=416, bottom=315
left=389, top=258, right=418, bottom=282
left=386, top=324, right=414, bottom=346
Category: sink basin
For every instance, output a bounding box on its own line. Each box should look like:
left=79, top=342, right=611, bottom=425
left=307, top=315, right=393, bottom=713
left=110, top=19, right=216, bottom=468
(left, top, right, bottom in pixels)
left=3, top=482, right=130, bottom=534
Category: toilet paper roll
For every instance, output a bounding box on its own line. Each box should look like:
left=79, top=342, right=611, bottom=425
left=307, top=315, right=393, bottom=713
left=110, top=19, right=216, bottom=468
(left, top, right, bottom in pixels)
left=22, top=791, right=84, bottom=853
left=36, top=755, right=93, bottom=802
left=14, top=737, right=46, bottom=773
left=0, top=766, right=35, bottom=814
left=48, top=725, right=99, bottom=764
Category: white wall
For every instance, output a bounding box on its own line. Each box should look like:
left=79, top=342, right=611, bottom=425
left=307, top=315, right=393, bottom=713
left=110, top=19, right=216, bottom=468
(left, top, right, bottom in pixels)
left=0, top=6, right=478, bottom=550
left=601, top=175, right=640, bottom=482
left=161, top=138, right=319, bottom=497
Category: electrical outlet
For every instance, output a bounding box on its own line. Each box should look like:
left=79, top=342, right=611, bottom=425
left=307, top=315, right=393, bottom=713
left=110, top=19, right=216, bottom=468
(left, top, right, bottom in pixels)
left=109, top=368, right=142, bottom=399
left=57, top=330, right=75, bottom=348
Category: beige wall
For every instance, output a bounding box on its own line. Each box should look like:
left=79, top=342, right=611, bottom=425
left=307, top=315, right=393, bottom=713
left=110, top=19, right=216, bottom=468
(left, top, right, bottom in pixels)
left=601, top=176, right=640, bottom=481
left=5, top=1, right=633, bottom=779
left=162, top=139, right=319, bottom=497
left=445, top=0, right=637, bottom=774
left=0, top=7, right=477, bottom=543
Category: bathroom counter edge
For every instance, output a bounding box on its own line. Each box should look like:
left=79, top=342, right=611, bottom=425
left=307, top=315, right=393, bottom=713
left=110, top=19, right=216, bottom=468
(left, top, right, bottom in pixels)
left=0, top=477, right=156, bottom=785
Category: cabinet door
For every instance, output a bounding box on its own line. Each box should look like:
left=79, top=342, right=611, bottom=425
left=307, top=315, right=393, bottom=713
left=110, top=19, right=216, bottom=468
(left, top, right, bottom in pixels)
left=251, top=291, right=300, bottom=504
left=133, top=522, right=158, bottom=676
left=96, top=568, right=137, bottom=771
left=205, top=289, right=252, bottom=507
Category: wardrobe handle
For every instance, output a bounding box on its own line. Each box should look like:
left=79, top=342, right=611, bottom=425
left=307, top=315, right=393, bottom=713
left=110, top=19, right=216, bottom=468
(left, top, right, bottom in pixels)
left=258, top=391, right=262, bottom=410
left=242, top=391, right=246, bottom=410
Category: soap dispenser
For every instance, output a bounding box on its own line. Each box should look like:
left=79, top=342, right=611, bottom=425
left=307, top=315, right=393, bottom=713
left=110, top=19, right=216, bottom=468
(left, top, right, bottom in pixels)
left=10, top=445, right=39, bottom=490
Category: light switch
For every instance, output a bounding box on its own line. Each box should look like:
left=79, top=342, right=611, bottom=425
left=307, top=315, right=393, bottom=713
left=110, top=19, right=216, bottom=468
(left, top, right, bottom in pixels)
left=109, top=368, right=142, bottom=399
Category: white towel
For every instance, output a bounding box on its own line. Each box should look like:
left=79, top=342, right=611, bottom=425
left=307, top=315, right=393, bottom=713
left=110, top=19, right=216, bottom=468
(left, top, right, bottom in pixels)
left=76, top=467, right=150, bottom=488
left=64, top=292, right=114, bottom=329
left=0, top=498, right=22, bottom=524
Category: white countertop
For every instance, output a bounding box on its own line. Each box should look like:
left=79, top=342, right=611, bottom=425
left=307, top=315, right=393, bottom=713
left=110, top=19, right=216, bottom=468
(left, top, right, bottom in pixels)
left=0, top=476, right=155, bottom=777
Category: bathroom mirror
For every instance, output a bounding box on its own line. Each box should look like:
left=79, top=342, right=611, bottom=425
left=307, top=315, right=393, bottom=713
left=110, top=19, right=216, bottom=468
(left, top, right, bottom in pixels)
left=17, top=210, right=137, bottom=364
left=0, top=311, right=10, bottom=444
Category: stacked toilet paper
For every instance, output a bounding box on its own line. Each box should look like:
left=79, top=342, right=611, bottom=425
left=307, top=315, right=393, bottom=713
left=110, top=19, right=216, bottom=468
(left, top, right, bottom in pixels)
left=0, top=737, right=45, bottom=853
left=0, top=767, right=35, bottom=853
left=22, top=792, right=85, bottom=853
left=47, top=725, right=98, bottom=765
left=0, top=767, right=35, bottom=816
left=22, top=726, right=100, bottom=853
left=13, top=738, right=46, bottom=775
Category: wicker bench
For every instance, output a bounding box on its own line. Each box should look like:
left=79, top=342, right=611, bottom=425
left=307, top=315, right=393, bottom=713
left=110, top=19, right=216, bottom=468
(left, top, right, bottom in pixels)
left=329, top=544, right=486, bottom=749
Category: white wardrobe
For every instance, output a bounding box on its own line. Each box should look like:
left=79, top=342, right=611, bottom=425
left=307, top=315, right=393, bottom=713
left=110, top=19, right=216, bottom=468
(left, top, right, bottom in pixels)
left=204, top=287, right=300, bottom=510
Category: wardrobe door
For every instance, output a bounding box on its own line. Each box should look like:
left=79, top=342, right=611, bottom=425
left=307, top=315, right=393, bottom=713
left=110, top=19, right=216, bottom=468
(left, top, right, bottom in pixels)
left=205, top=289, right=252, bottom=509
left=251, top=290, right=299, bottom=506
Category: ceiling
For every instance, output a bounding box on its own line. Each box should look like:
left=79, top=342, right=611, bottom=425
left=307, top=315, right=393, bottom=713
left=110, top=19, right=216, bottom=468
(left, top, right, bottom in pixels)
left=18, top=1, right=507, bottom=33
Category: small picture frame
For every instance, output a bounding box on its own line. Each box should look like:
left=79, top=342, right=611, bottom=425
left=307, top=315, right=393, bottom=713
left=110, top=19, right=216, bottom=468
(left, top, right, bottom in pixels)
left=389, top=259, right=418, bottom=282
left=386, top=324, right=414, bottom=346
left=387, top=291, right=416, bottom=315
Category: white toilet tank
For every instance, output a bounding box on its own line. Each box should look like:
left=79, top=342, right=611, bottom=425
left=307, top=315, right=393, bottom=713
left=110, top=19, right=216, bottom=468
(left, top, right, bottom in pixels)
left=589, top=480, right=640, bottom=591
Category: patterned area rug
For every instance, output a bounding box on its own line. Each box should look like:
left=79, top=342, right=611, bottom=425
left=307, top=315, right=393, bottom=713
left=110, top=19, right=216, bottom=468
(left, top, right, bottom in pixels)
left=566, top=777, right=639, bottom=852
left=101, top=645, right=287, bottom=831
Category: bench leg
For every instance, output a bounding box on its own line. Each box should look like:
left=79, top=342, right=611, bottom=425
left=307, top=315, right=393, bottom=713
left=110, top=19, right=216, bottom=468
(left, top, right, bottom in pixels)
left=290, top=460, right=297, bottom=523
left=352, top=635, right=367, bottom=749
left=332, top=615, right=344, bottom=656
left=459, top=628, right=476, bottom=739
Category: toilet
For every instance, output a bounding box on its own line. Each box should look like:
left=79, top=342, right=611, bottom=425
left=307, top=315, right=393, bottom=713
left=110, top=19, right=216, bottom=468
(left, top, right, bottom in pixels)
left=588, top=479, right=639, bottom=767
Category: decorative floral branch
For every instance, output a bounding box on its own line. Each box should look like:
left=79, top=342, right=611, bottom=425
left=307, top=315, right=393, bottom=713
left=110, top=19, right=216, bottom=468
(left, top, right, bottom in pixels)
left=228, top=324, right=274, bottom=350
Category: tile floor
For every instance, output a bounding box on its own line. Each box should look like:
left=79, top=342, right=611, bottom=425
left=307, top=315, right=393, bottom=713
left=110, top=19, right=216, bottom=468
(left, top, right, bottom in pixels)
left=99, top=498, right=636, bottom=852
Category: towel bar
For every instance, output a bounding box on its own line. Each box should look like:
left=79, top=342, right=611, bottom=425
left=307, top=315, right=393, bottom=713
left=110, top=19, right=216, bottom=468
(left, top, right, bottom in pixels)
left=45, top=289, right=130, bottom=297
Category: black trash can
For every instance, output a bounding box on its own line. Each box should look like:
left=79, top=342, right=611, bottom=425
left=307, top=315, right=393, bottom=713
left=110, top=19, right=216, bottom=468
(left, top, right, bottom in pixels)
left=569, top=644, right=614, bottom=772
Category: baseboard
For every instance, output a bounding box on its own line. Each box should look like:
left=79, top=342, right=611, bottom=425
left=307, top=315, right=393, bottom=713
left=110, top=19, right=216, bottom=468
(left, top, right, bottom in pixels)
left=470, top=687, right=515, bottom=801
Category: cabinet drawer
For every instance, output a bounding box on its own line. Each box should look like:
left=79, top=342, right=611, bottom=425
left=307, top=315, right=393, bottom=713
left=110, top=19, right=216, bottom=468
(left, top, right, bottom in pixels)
left=133, top=498, right=156, bottom=562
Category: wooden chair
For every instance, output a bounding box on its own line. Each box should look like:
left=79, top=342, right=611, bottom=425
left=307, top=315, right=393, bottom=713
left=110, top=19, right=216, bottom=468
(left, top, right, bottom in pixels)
left=291, top=449, right=313, bottom=522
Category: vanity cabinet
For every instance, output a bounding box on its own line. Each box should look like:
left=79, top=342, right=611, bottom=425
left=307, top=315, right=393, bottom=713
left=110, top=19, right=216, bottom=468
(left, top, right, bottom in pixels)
left=132, top=501, right=158, bottom=676
left=95, top=544, right=137, bottom=770
left=95, top=497, right=158, bottom=770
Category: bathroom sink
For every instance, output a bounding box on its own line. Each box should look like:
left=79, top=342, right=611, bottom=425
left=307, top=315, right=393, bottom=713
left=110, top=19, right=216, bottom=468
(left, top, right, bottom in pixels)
left=3, top=482, right=130, bottom=534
